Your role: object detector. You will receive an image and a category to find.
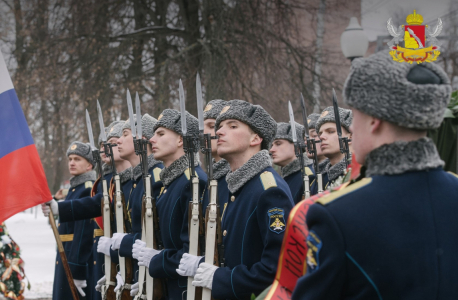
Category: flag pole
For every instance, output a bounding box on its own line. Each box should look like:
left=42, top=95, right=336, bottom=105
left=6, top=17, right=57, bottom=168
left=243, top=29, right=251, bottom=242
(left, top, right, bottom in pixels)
left=47, top=207, right=80, bottom=300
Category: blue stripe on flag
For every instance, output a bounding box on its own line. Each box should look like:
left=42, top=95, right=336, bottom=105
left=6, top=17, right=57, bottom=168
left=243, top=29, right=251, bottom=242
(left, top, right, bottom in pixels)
left=0, top=89, right=34, bottom=159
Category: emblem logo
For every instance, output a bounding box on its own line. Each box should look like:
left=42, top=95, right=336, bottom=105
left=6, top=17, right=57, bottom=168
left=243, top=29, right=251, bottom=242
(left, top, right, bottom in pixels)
left=203, top=104, right=212, bottom=112
left=268, top=207, right=286, bottom=234
left=320, top=110, right=329, bottom=118
left=70, top=144, right=77, bottom=150
left=158, top=114, right=163, bottom=120
left=387, top=10, right=442, bottom=64
left=307, top=119, right=311, bottom=124
left=110, top=127, right=114, bottom=132
left=220, top=106, right=230, bottom=115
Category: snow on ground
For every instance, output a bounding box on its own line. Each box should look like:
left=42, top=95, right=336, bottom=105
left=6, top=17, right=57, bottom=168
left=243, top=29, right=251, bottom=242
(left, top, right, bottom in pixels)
left=3, top=206, right=55, bottom=299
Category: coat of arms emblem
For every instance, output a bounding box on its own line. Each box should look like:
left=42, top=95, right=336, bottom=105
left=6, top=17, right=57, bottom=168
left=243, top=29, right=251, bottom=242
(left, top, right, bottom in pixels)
left=387, top=10, right=443, bottom=64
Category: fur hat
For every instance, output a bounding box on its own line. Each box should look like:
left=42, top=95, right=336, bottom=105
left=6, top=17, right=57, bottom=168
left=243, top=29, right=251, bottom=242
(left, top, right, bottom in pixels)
left=106, top=120, right=124, bottom=140
left=274, top=122, right=304, bottom=143
left=343, top=50, right=451, bottom=130
left=307, top=113, right=320, bottom=131
left=142, top=114, right=158, bottom=140
left=203, top=99, right=226, bottom=120
left=121, top=114, right=137, bottom=133
left=153, top=109, right=199, bottom=138
left=66, top=141, right=95, bottom=167
left=315, top=106, right=353, bottom=133
left=215, top=99, right=276, bottom=150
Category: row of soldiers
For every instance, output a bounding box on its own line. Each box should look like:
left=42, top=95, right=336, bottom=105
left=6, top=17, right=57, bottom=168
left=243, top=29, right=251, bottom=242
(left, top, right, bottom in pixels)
left=41, top=49, right=458, bottom=300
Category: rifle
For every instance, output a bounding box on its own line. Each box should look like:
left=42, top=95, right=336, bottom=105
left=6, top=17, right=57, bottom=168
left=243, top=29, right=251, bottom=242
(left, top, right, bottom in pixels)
left=86, top=109, right=116, bottom=300
left=179, top=79, right=202, bottom=300
left=288, top=101, right=310, bottom=199
left=196, top=74, right=224, bottom=300
left=300, top=94, right=323, bottom=193
left=131, top=93, right=164, bottom=300
left=99, top=99, right=133, bottom=300
left=332, top=89, right=351, bottom=168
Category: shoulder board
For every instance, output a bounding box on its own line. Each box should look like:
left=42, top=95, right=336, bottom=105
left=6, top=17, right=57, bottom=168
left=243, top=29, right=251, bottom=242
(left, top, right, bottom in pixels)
left=184, top=168, right=199, bottom=180
left=153, top=167, right=162, bottom=182
left=85, top=181, right=93, bottom=189
left=448, top=171, right=458, bottom=179
left=260, top=171, right=277, bottom=190
left=304, top=167, right=314, bottom=176
left=317, top=177, right=372, bottom=206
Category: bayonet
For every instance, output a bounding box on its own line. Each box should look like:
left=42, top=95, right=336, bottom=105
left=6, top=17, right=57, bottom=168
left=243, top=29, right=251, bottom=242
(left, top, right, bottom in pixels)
left=97, top=100, right=107, bottom=143
left=86, top=110, right=96, bottom=150
left=289, top=101, right=310, bottom=199
left=196, top=73, right=204, bottom=133
left=127, top=89, right=137, bottom=139
left=179, top=79, right=187, bottom=136
left=135, top=93, right=142, bottom=140
left=300, top=94, right=310, bottom=139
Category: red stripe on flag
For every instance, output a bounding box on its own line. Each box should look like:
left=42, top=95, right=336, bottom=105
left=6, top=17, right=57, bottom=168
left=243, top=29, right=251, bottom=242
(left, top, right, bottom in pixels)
left=0, top=145, right=52, bottom=223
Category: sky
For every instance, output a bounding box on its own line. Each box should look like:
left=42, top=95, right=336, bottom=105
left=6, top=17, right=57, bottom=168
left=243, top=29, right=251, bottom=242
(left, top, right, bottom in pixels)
left=361, top=0, right=453, bottom=41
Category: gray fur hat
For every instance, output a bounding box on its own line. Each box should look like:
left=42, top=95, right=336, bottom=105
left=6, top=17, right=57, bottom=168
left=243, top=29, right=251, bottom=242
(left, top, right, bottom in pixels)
left=106, top=120, right=124, bottom=140
left=203, top=99, right=226, bottom=120
left=343, top=50, right=451, bottom=130
left=215, top=99, right=276, bottom=150
left=142, top=114, right=158, bottom=140
left=153, top=109, right=199, bottom=138
left=98, top=120, right=122, bottom=144
left=307, top=113, right=320, bottom=131
left=315, top=106, right=353, bottom=133
left=274, top=122, right=304, bottom=143
left=66, top=141, right=95, bottom=167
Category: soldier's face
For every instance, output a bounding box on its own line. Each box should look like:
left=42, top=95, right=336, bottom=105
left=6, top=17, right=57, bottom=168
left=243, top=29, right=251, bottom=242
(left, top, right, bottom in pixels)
left=117, top=129, right=135, bottom=159
left=307, top=129, right=323, bottom=159
left=270, top=139, right=296, bottom=167
left=319, top=123, right=351, bottom=157
left=204, top=119, right=218, bottom=156
left=68, top=154, right=92, bottom=176
left=150, top=127, right=182, bottom=162
left=215, top=119, right=260, bottom=158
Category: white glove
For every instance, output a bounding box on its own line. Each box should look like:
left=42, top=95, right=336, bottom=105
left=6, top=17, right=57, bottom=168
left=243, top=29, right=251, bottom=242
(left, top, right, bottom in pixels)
left=132, top=240, right=146, bottom=260
left=114, top=272, right=124, bottom=293
left=111, top=233, right=127, bottom=250
left=192, top=263, right=218, bottom=290
left=97, top=237, right=112, bottom=256
left=73, top=279, right=87, bottom=297
left=138, top=247, right=161, bottom=267
left=130, top=282, right=139, bottom=297
left=95, top=275, right=105, bottom=293
left=1, top=235, right=11, bottom=245
left=41, top=199, right=58, bottom=217
left=176, top=253, right=203, bottom=277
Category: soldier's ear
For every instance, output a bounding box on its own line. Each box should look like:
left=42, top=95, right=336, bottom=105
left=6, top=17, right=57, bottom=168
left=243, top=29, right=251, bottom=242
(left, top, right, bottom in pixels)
left=250, top=134, right=263, bottom=147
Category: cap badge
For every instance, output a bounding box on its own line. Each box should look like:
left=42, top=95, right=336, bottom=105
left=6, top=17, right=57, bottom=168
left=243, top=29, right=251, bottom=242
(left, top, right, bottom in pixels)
left=204, top=104, right=212, bottom=112
left=158, top=114, right=163, bottom=120
left=220, top=106, right=230, bottom=115
left=320, top=111, right=329, bottom=117
left=70, top=144, right=77, bottom=150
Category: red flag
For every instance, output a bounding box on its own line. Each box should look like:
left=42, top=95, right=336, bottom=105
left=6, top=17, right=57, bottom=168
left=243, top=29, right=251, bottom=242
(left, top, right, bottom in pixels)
left=0, top=50, right=52, bottom=223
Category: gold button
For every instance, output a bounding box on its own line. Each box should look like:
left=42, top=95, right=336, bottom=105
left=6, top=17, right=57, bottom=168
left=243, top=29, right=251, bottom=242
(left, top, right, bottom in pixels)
left=72, top=189, right=75, bottom=192
left=94, top=240, right=96, bottom=244
left=231, top=196, right=235, bottom=202
left=223, top=230, right=227, bottom=236
left=164, top=189, right=167, bottom=194
left=56, top=261, right=58, bottom=265
left=94, top=261, right=96, bottom=265
left=58, top=223, right=60, bottom=227
left=133, top=184, right=136, bottom=188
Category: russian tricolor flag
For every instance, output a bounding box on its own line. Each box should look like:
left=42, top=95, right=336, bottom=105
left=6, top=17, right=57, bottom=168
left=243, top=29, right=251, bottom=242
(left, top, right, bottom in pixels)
left=0, top=50, right=52, bottom=223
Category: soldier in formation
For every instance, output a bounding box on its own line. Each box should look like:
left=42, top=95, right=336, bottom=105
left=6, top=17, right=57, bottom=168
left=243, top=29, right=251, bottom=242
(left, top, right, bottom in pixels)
left=41, top=50, right=458, bottom=300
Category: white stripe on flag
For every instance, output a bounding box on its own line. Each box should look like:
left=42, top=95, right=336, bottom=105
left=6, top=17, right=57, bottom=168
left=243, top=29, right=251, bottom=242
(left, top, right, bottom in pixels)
left=0, top=50, right=15, bottom=95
